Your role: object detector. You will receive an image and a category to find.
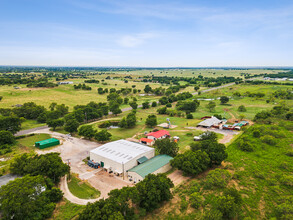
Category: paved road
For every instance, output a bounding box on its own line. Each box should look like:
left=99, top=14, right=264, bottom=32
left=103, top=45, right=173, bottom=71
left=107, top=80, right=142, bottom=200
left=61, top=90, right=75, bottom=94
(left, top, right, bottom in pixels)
left=15, top=125, right=48, bottom=136
left=15, top=82, right=236, bottom=136
left=0, top=174, right=20, bottom=187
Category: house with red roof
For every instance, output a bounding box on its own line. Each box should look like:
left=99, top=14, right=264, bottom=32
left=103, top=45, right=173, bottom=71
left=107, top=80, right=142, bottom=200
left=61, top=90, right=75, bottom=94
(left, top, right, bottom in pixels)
left=140, top=138, right=155, bottom=146
left=146, top=130, right=170, bottom=141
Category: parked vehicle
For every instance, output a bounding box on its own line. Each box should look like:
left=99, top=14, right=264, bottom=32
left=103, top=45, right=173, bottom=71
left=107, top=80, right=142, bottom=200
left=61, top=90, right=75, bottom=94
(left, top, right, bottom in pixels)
left=87, top=160, right=100, bottom=169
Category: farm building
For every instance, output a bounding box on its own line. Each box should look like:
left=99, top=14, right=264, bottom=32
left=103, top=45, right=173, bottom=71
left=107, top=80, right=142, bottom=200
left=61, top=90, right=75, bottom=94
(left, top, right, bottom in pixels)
left=58, top=81, right=73, bottom=85
left=197, top=116, right=222, bottom=128
left=89, top=140, right=155, bottom=176
left=128, top=154, right=173, bottom=183
left=35, top=138, right=60, bottom=149
left=140, top=138, right=155, bottom=146
left=146, top=130, right=170, bottom=140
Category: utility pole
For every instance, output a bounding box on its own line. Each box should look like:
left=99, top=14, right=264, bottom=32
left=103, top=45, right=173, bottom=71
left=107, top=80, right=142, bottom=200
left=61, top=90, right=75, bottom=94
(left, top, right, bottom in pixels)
left=67, top=159, right=71, bottom=180
left=122, top=162, right=125, bottom=180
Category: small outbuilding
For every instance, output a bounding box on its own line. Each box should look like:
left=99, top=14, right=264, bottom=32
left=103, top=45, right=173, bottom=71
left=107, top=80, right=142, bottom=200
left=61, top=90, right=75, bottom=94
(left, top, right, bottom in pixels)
left=140, top=138, right=155, bottom=146
left=128, top=154, right=173, bottom=183
left=35, top=138, right=60, bottom=149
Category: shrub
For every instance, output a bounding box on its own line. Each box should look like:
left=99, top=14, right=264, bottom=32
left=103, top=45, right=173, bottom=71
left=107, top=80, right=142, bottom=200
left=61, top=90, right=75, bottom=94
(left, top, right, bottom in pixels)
left=237, top=139, right=254, bottom=152
left=261, top=135, right=277, bottom=146
left=189, top=192, right=202, bottom=209
left=180, top=196, right=188, bottom=212
left=252, top=130, right=261, bottom=138
left=204, top=169, right=232, bottom=189
left=166, top=103, right=172, bottom=107
left=151, top=101, right=157, bottom=107
left=238, top=105, right=247, bottom=112
left=186, top=113, right=193, bottom=119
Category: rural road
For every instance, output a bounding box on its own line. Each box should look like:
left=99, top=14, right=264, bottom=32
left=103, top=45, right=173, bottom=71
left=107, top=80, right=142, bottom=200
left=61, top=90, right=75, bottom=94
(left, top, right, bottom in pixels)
left=15, top=82, right=236, bottom=136
left=0, top=174, right=20, bottom=187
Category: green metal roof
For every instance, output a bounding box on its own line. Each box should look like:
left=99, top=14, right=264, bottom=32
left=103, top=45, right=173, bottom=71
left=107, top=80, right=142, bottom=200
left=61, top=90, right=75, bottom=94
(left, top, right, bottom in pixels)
left=129, top=155, right=173, bottom=178
left=35, top=138, right=59, bottom=145
left=137, top=156, right=148, bottom=164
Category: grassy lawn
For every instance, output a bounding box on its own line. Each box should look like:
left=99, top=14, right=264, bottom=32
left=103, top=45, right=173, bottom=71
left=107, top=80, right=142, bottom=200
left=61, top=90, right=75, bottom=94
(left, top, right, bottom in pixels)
left=51, top=199, right=84, bottom=220
left=17, top=133, right=51, bottom=149
left=20, top=119, right=46, bottom=130
left=68, top=175, right=101, bottom=199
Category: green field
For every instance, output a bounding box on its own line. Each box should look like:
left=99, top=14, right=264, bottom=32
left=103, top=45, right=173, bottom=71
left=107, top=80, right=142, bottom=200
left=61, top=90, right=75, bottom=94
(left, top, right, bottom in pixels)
left=51, top=199, right=84, bottom=220
left=68, top=175, right=101, bottom=199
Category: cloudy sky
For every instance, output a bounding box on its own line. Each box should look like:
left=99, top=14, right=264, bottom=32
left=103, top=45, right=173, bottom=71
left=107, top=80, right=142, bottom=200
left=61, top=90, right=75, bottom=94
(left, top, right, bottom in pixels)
left=0, top=0, right=293, bottom=67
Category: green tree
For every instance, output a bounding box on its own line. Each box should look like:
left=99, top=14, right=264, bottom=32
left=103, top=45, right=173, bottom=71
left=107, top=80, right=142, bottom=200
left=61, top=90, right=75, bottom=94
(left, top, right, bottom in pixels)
left=124, top=97, right=129, bottom=104
left=151, top=101, right=157, bottom=107
left=171, top=150, right=210, bottom=176
left=155, top=138, right=179, bottom=157
left=136, top=174, right=174, bottom=211
left=194, top=85, right=200, bottom=91
left=10, top=153, right=70, bottom=184
left=0, top=96, right=3, bottom=101
left=144, top=85, right=152, bottom=93
left=142, top=102, right=150, bottom=109
left=47, top=119, right=64, bottom=131
left=78, top=125, right=96, bottom=139
left=109, top=102, right=122, bottom=115
left=220, top=96, right=229, bottom=104
left=64, top=118, right=79, bottom=133
left=0, top=175, right=56, bottom=220
left=0, top=130, right=15, bottom=145
left=238, top=105, right=246, bottom=112
left=204, top=169, right=232, bottom=189
left=176, top=100, right=200, bottom=113
left=95, top=130, right=112, bottom=142
left=206, top=101, right=216, bottom=112
left=0, top=115, right=22, bottom=134
left=107, top=92, right=123, bottom=104
left=145, top=115, right=157, bottom=127
left=129, top=101, right=138, bottom=110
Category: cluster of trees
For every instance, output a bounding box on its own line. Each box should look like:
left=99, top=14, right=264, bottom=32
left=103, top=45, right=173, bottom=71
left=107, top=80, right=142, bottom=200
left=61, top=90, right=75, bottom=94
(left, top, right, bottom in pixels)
left=10, top=152, right=70, bottom=184
left=0, top=175, right=63, bottom=220
left=171, top=132, right=228, bottom=175
left=78, top=125, right=112, bottom=142
left=176, top=99, right=200, bottom=113
left=157, top=106, right=185, bottom=117
left=119, top=111, right=137, bottom=128
left=78, top=174, right=174, bottom=220
left=84, top=79, right=100, bottom=83
left=155, top=138, right=179, bottom=157
left=74, top=83, right=92, bottom=90
left=254, top=104, right=292, bottom=123
left=159, top=92, right=193, bottom=105
left=272, top=89, right=293, bottom=100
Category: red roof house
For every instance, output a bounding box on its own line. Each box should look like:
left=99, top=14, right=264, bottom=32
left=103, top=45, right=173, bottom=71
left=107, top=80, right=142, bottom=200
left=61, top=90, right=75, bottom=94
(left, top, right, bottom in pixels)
left=146, top=130, right=170, bottom=140
left=140, top=138, right=155, bottom=146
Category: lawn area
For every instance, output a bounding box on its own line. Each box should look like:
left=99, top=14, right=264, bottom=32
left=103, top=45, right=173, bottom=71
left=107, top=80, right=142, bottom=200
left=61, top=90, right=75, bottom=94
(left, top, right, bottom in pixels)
left=51, top=199, right=84, bottom=220
left=68, top=174, right=101, bottom=199
left=21, top=119, right=46, bottom=130
left=17, top=133, right=51, bottom=149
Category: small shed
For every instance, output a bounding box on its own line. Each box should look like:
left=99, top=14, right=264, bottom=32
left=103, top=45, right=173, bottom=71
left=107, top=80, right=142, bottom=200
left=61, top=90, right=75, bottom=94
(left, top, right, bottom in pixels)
left=140, top=138, right=155, bottom=146
left=35, top=138, right=60, bottom=149
left=128, top=154, right=173, bottom=183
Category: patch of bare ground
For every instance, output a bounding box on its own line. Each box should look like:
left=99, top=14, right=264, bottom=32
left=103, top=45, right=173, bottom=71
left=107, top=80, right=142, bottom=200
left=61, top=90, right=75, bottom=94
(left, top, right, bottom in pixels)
left=259, top=197, right=266, bottom=219
left=19, top=87, right=48, bottom=91
left=168, top=170, right=190, bottom=186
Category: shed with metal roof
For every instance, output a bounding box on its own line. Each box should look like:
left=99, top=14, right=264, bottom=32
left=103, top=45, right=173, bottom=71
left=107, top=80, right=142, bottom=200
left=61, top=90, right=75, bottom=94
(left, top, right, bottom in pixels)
left=35, top=138, right=60, bottom=149
left=127, top=154, right=173, bottom=183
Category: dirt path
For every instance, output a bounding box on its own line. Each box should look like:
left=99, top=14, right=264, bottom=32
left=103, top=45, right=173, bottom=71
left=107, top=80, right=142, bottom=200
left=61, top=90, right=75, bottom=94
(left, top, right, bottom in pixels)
left=15, top=125, right=49, bottom=136
left=168, top=170, right=190, bottom=186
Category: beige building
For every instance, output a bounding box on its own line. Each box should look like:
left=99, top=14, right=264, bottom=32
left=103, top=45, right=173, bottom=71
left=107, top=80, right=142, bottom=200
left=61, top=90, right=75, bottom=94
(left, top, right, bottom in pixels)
left=128, top=154, right=173, bottom=183
left=89, top=140, right=155, bottom=176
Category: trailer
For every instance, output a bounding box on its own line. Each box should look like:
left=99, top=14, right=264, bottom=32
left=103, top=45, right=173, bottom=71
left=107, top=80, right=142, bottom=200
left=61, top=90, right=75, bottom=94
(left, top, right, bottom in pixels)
left=87, top=160, right=100, bottom=169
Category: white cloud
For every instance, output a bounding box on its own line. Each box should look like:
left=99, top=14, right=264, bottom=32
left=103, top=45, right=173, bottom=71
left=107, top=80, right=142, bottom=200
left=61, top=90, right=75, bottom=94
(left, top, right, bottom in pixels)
left=117, top=33, right=157, bottom=48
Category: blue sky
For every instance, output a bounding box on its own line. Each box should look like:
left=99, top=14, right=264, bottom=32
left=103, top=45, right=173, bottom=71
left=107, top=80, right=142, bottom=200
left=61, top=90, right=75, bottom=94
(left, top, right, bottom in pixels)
left=0, top=0, right=293, bottom=67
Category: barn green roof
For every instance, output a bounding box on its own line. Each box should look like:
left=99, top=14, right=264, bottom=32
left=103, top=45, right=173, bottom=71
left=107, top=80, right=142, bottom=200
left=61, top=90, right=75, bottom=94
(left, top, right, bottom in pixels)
left=128, top=154, right=173, bottom=178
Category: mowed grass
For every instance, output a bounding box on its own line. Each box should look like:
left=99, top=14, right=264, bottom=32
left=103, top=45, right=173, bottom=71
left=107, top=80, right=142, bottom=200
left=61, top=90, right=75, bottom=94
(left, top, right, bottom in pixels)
left=67, top=175, right=101, bottom=199
left=17, top=133, right=51, bottom=149
left=21, top=120, right=46, bottom=130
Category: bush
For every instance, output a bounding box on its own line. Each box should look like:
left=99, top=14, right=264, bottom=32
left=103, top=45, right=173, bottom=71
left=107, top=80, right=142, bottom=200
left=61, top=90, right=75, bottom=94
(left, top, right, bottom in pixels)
left=204, top=169, right=232, bottom=189
left=252, top=130, right=261, bottom=138
left=186, top=113, right=193, bottom=119
left=237, top=139, right=254, bottom=152
left=0, top=131, right=15, bottom=145
left=151, top=101, right=157, bottom=107
left=238, top=105, right=247, bottom=112
left=189, top=192, right=202, bottom=209
left=261, top=135, right=277, bottom=146
left=166, top=103, right=172, bottom=107
left=180, top=196, right=188, bottom=212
